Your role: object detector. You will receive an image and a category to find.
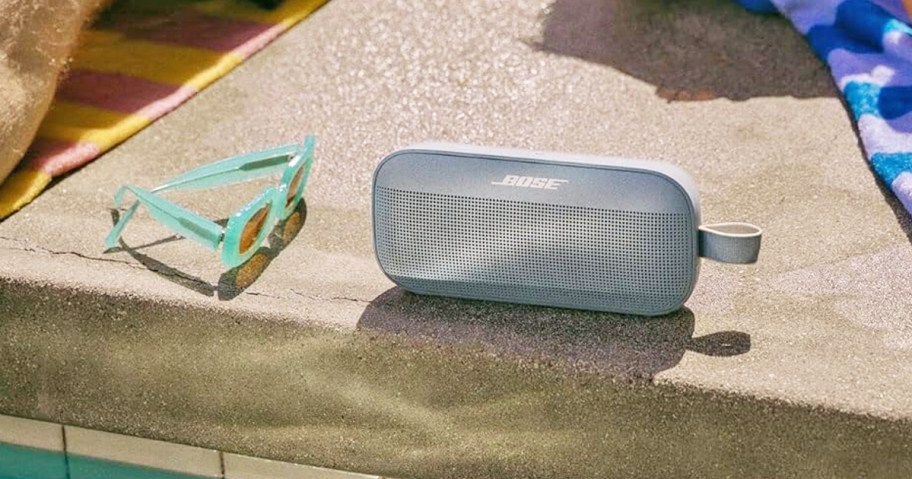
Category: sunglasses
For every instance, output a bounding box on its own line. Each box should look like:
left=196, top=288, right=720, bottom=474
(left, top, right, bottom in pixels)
left=105, top=136, right=315, bottom=268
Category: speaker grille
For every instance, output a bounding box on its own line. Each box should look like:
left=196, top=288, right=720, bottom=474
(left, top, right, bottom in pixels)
left=374, top=186, right=695, bottom=314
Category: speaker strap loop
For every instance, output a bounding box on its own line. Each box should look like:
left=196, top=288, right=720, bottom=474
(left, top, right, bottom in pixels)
left=698, top=223, right=762, bottom=264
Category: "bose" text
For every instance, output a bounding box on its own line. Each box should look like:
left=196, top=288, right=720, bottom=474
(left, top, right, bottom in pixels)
left=491, top=175, right=568, bottom=190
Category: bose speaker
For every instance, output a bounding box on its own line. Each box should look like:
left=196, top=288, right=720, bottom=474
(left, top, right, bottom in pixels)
left=372, top=144, right=761, bottom=316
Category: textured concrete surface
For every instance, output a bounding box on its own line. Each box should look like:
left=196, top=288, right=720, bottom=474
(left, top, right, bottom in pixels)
left=2, top=0, right=912, bottom=477
left=3, top=284, right=912, bottom=478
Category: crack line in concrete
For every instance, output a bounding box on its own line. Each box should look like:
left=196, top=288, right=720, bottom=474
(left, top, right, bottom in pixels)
left=0, top=236, right=371, bottom=306
left=0, top=239, right=218, bottom=291
left=290, top=288, right=369, bottom=305
left=0, top=236, right=136, bottom=267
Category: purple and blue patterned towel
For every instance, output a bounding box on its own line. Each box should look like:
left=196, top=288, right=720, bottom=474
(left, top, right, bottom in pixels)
left=739, top=0, right=912, bottom=216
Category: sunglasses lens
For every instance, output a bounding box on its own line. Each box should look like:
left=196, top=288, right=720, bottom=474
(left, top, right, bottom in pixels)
left=285, top=165, right=305, bottom=210
left=239, top=204, right=270, bottom=254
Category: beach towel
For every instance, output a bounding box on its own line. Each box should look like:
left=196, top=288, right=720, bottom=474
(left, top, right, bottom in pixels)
left=0, top=0, right=328, bottom=219
left=740, top=0, right=912, bottom=218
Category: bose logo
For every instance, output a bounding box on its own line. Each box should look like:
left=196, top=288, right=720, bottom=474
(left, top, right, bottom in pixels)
left=491, top=175, right=569, bottom=190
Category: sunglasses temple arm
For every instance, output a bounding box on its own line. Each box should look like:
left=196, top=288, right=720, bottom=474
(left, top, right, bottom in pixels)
left=152, top=137, right=314, bottom=193
left=104, top=185, right=223, bottom=251
left=104, top=201, right=141, bottom=249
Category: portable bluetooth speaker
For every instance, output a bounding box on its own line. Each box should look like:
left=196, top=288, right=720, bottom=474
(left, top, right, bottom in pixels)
left=371, top=144, right=761, bottom=316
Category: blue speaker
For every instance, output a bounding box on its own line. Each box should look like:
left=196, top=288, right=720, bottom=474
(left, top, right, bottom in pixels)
left=372, top=144, right=761, bottom=316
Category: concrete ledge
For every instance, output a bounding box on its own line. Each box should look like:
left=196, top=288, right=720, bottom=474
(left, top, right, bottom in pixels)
left=2, top=280, right=911, bottom=478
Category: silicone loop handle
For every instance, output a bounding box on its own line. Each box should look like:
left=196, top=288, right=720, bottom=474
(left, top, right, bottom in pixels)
left=698, top=222, right=762, bottom=264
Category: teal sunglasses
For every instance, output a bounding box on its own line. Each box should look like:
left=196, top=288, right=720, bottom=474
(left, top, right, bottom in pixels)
left=105, top=136, right=315, bottom=268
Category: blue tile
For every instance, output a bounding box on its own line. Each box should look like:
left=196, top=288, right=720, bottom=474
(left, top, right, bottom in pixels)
left=0, top=442, right=67, bottom=479
left=68, top=455, right=216, bottom=479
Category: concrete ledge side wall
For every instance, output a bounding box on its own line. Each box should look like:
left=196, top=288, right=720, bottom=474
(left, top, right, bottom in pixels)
left=1, top=279, right=910, bottom=478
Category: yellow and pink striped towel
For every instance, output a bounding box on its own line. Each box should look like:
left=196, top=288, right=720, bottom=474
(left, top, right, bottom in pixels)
left=0, top=0, right=328, bottom=219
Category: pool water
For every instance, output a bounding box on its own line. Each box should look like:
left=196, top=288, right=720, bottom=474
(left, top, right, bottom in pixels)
left=0, top=441, right=206, bottom=479
left=0, top=441, right=66, bottom=479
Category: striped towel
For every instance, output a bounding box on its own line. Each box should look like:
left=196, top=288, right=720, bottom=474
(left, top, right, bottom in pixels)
left=740, top=0, right=912, bottom=217
left=0, top=0, right=328, bottom=219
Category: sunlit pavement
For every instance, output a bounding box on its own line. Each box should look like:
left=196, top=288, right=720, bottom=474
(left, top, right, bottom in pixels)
left=1, top=0, right=911, bottom=477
